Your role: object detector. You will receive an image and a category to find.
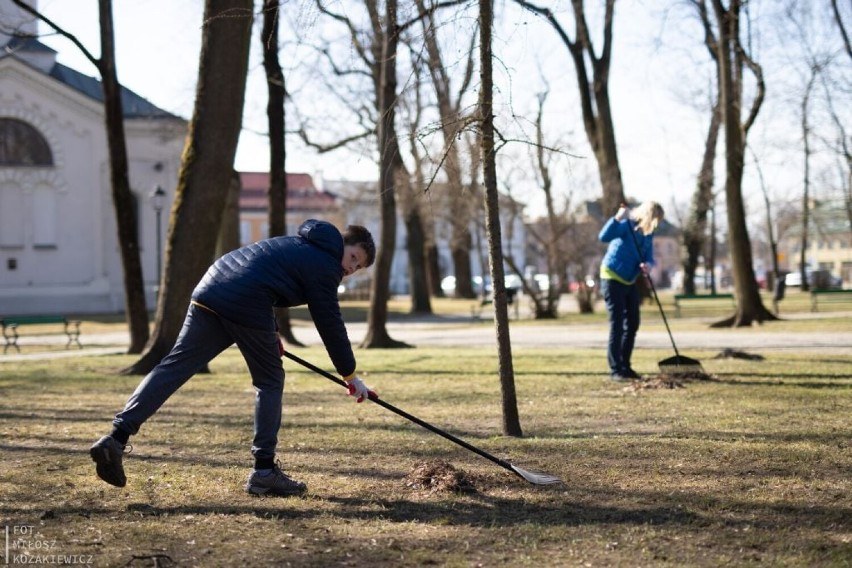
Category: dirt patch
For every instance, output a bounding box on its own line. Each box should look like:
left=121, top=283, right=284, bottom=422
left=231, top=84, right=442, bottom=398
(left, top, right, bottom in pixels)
left=404, top=460, right=478, bottom=493
left=625, top=372, right=717, bottom=391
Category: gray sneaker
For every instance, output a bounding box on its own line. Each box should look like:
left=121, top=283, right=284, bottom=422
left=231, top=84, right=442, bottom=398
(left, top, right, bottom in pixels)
left=245, top=463, right=307, bottom=496
left=90, top=435, right=129, bottom=487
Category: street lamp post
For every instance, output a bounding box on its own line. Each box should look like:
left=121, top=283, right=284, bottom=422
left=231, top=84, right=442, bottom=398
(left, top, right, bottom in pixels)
left=149, top=185, right=166, bottom=298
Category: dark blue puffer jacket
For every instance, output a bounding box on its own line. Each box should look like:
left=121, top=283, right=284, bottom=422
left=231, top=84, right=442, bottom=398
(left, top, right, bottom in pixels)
left=192, top=219, right=355, bottom=377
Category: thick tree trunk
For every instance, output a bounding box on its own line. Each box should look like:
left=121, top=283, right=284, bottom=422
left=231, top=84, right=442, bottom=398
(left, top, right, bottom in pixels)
left=709, top=0, right=776, bottom=327
left=122, top=0, right=254, bottom=373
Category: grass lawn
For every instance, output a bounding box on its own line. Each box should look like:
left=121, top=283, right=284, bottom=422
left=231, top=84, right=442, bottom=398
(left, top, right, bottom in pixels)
left=1, top=339, right=850, bottom=567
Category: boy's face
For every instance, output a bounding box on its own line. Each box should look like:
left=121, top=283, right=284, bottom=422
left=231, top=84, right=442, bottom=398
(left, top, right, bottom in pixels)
left=341, top=245, right=368, bottom=277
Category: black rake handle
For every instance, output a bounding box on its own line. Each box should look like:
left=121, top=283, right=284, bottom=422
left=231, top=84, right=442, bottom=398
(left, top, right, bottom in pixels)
left=282, top=351, right=517, bottom=472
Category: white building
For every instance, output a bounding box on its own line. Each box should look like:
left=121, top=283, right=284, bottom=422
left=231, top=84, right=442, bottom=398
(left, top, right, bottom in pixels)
left=0, top=0, right=186, bottom=315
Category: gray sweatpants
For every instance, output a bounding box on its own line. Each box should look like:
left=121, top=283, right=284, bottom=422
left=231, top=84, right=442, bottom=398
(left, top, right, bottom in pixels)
left=113, top=303, right=284, bottom=460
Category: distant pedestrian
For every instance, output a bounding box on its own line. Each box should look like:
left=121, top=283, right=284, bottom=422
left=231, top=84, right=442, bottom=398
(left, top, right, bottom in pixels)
left=598, top=202, right=665, bottom=381
left=90, top=219, right=376, bottom=496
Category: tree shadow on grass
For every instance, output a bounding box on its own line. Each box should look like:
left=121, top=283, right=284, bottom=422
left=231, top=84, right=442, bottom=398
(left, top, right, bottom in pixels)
left=710, top=374, right=852, bottom=388
left=0, top=495, right=701, bottom=531
left=5, top=489, right=849, bottom=534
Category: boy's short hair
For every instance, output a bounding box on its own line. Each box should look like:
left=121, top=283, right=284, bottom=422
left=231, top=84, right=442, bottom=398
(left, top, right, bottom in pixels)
left=343, top=225, right=376, bottom=267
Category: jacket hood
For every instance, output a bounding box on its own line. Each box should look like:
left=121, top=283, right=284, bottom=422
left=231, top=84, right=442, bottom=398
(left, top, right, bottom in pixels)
left=298, top=219, right=344, bottom=260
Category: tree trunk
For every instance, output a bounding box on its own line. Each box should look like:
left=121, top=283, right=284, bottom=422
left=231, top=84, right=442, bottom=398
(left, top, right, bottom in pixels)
left=361, top=0, right=408, bottom=349
left=751, top=148, right=780, bottom=289
left=683, top=102, right=721, bottom=295
left=401, top=61, right=434, bottom=314
left=416, top=0, right=478, bottom=299
left=97, top=0, right=149, bottom=353
left=262, top=0, right=302, bottom=345
left=11, top=0, right=151, bottom=354
left=215, top=171, right=241, bottom=257
left=426, top=243, right=443, bottom=297
left=798, top=72, right=817, bottom=293
left=709, top=0, right=776, bottom=327
left=122, top=0, right=254, bottom=373
left=480, top=0, right=522, bottom=438
left=405, top=207, right=431, bottom=313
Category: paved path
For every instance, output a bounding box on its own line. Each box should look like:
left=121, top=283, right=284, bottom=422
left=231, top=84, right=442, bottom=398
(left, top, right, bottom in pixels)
left=2, top=312, right=851, bottom=361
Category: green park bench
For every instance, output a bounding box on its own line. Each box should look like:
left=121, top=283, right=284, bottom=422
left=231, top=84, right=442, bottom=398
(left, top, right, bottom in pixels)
left=0, top=315, right=82, bottom=354
left=810, top=288, right=852, bottom=312
left=673, top=293, right=735, bottom=317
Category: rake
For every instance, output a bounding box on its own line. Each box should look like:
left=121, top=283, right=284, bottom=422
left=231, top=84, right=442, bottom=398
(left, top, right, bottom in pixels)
left=283, top=351, right=562, bottom=486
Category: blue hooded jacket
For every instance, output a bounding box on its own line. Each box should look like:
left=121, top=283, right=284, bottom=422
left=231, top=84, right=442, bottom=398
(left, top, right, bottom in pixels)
left=598, top=217, right=655, bottom=284
left=192, top=219, right=355, bottom=377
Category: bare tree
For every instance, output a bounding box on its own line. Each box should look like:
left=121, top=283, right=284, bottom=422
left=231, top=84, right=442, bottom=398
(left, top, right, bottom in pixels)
left=513, top=0, right=626, bottom=216
left=524, top=90, right=569, bottom=318
left=681, top=0, right=724, bottom=296
left=830, top=0, right=852, bottom=61
left=305, top=0, right=470, bottom=346
left=262, top=0, right=302, bottom=345
left=479, top=0, right=522, bottom=437
left=797, top=66, right=819, bottom=292
left=681, top=101, right=721, bottom=295
left=706, top=0, right=776, bottom=327
left=359, top=0, right=408, bottom=348
left=399, top=53, right=433, bottom=314
left=749, top=147, right=780, bottom=289
left=416, top=0, right=479, bottom=299
left=123, top=0, right=254, bottom=373
left=12, top=0, right=149, bottom=353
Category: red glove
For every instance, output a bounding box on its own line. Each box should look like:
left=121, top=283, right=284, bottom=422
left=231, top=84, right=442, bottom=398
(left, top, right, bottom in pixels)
left=278, top=337, right=285, bottom=357
left=345, top=376, right=378, bottom=403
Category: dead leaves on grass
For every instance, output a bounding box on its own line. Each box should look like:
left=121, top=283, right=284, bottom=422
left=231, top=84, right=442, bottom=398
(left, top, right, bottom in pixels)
left=623, top=372, right=717, bottom=393
left=404, top=460, right=478, bottom=494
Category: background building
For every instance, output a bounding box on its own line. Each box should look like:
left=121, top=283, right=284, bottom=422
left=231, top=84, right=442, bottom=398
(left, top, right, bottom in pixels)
left=0, top=1, right=186, bottom=315
left=778, top=199, right=851, bottom=287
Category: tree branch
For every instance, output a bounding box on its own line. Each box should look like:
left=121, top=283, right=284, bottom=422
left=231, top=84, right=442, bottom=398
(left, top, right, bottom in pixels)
left=296, top=127, right=373, bottom=153
left=11, top=0, right=100, bottom=69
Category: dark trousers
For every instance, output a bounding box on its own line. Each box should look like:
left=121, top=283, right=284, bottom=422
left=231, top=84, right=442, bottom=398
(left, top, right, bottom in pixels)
left=113, top=304, right=284, bottom=460
left=601, top=278, right=641, bottom=375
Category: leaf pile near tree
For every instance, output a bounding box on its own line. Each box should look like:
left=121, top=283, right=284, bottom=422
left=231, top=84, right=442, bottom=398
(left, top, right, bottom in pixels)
left=713, top=348, right=765, bottom=360
left=404, top=460, right=477, bottom=494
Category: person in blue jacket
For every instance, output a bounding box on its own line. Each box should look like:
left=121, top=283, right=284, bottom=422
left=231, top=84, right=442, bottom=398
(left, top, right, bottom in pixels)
left=90, top=219, right=376, bottom=496
left=598, top=202, right=664, bottom=382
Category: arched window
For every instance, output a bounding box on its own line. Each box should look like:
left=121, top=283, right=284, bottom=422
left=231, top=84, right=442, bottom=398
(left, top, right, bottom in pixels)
left=0, top=118, right=53, bottom=166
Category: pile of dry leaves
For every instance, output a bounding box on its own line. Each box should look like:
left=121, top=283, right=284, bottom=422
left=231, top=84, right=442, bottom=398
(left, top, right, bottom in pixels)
left=624, top=371, right=717, bottom=392
left=404, top=459, right=478, bottom=493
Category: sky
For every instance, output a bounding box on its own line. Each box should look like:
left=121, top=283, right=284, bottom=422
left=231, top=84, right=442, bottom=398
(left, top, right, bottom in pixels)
left=10, top=0, right=850, bottom=223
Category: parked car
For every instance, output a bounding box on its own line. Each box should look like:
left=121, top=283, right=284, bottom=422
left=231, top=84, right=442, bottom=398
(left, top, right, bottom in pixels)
left=785, top=269, right=842, bottom=289
left=440, top=275, right=490, bottom=296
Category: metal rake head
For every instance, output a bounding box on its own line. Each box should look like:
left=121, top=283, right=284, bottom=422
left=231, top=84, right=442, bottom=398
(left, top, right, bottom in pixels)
left=510, top=464, right=562, bottom=485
